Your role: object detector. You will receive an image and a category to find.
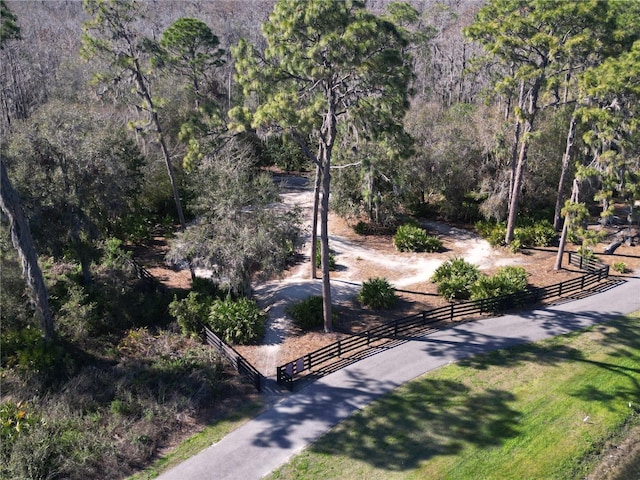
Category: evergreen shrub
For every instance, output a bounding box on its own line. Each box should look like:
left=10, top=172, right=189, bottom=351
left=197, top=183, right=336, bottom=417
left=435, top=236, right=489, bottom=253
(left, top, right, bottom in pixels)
left=394, top=224, right=442, bottom=252
left=470, top=266, right=528, bottom=300
left=358, top=277, right=397, bottom=310
left=207, top=297, right=267, bottom=345
left=431, top=257, right=481, bottom=300
left=286, top=295, right=329, bottom=331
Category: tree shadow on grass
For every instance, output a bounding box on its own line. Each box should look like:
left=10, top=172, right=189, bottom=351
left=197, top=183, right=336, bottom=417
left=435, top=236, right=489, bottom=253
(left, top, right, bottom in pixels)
left=308, top=377, right=520, bottom=471
left=453, top=314, right=640, bottom=415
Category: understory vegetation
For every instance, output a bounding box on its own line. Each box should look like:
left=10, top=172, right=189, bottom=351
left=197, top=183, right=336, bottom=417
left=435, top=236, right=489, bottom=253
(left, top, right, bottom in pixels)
left=169, top=291, right=267, bottom=345
left=431, top=258, right=529, bottom=302
left=286, top=296, right=333, bottom=332
left=393, top=223, right=443, bottom=253
left=357, top=277, right=398, bottom=310
left=1, top=0, right=639, bottom=477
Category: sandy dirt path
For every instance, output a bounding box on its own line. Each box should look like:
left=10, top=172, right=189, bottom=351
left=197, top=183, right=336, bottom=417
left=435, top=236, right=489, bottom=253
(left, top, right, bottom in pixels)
left=250, top=175, right=527, bottom=377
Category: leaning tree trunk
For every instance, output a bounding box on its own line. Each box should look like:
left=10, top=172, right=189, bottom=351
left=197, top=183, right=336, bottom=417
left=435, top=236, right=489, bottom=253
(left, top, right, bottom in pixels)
left=505, top=120, right=532, bottom=244
left=0, top=157, right=54, bottom=339
left=553, top=113, right=577, bottom=231
left=133, top=61, right=195, bottom=280
left=555, top=178, right=579, bottom=270
left=507, top=80, right=525, bottom=208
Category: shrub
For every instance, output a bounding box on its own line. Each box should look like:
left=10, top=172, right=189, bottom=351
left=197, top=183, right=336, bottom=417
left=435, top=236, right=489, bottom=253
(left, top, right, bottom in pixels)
left=612, top=261, right=628, bottom=273
left=477, top=219, right=557, bottom=250
left=475, top=220, right=506, bottom=247
left=286, top=295, right=327, bottom=331
left=353, top=221, right=396, bottom=236
left=393, top=224, right=442, bottom=253
left=101, top=237, right=132, bottom=268
left=168, top=292, right=212, bottom=337
left=207, top=297, right=267, bottom=345
left=353, top=221, right=369, bottom=235
left=470, top=266, right=528, bottom=301
left=431, top=257, right=481, bottom=300
left=191, top=276, right=222, bottom=297
left=358, top=277, right=398, bottom=310
left=315, top=240, right=336, bottom=271
left=513, top=220, right=557, bottom=248
left=0, top=401, right=40, bottom=462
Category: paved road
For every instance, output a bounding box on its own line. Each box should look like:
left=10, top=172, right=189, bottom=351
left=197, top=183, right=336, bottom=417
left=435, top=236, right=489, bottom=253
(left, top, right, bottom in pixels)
left=158, top=276, right=640, bottom=480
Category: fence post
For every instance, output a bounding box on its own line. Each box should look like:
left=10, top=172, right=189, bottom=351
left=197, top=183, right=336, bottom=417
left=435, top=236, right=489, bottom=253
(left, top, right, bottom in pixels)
left=450, top=303, right=454, bottom=321
left=337, top=339, right=341, bottom=357
left=307, top=353, right=312, bottom=371
left=581, top=275, right=585, bottom=289
left=367, top=330, right=371, bottom=345
left=422, top=312, right=426, bottom=325
left=559, top=282, right=562, bottom=297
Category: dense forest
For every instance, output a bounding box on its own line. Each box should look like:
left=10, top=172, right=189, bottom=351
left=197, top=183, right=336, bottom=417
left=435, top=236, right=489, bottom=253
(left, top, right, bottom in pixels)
left=1, top=0, right=639, bottom=478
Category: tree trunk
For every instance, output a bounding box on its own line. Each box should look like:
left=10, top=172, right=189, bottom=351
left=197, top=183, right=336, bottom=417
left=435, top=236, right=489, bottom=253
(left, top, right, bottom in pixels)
left=320, top=151, right=332, bottom=333
left=505, top=121, right=531, bottom=244
left=0, top=157, right=54, bottom=339
left=508, top=80, right=525, bottom=208
left=319, top=90, right=337, bottom=333
left=134, top=62, right=194, bottom=279
left=555, top=178, right=579, bottom=270
left=310, top=163, right=321, bottom=279
left=553, top=113, right=576, bottom=231
left=505, top=78, right=542, bottom=244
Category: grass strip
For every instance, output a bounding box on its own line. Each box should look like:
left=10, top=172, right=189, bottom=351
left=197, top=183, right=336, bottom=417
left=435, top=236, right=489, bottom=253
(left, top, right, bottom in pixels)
left=268, top=312, right=640, bottom=480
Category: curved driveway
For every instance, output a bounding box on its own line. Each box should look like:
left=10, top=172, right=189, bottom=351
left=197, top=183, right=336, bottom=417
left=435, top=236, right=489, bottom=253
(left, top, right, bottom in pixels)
left=158, top=275, right=640, bottom=480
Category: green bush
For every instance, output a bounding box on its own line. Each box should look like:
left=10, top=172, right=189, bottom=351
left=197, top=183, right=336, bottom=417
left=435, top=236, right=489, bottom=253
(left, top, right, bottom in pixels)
left=393, top=224, right=442, bottom=253
left=513, top=220, right=557, bottom=248
left=0, top=401, right=40, bottom=462
left=353, top=221, right=396, bottom=236
left=353, top=221, right=369, bottom=235
left=1, top=326, right=72, bottom=382
left=470, top=266, right=529, bottom=301
left=612, top=261, right=628, bottom=273
left=475, top=220, right=507, bottom=247
left=315, top=240, right=336, bottom=271
left=476, top=219, right=557, bottom=249
left=431, top=257, right=481, bottom=300
left=101, top=237, right=132, bottom=268
left=286, top=295, right=326, bottom=331
left=191, top=276, right=222, bottom=297
left=169, top=292, right=212, bottom=337
left=207, top=297, right=267, bottom=345
left=358, top=277, right=398, bottom=310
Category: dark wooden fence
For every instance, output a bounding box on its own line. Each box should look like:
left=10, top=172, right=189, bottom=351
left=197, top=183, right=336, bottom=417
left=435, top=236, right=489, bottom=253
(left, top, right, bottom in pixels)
left=277, top=253, right=610, bottom=390
left=126, top=258, right=165, bottom=292
left=202, top=324, right=264, bottom=392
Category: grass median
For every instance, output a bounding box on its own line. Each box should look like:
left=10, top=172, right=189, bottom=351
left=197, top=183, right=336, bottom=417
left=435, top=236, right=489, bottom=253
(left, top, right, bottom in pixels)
left=268, top=312, right=640, bottom=480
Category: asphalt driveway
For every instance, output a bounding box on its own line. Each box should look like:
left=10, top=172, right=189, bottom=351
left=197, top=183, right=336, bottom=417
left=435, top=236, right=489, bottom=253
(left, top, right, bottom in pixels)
left=158, top=275, right=640, bottom=480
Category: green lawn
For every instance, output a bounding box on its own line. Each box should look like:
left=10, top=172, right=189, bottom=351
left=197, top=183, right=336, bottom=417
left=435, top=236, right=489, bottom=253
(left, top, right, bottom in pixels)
left=268, top=312, right=640, bottom=480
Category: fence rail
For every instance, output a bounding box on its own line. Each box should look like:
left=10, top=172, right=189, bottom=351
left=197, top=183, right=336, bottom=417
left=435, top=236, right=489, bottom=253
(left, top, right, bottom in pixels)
left=277, top=253, right=610, bottom=390
left=126, top=258, right=165, bottom=291
left=202, top=325, right=263, bottom=392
